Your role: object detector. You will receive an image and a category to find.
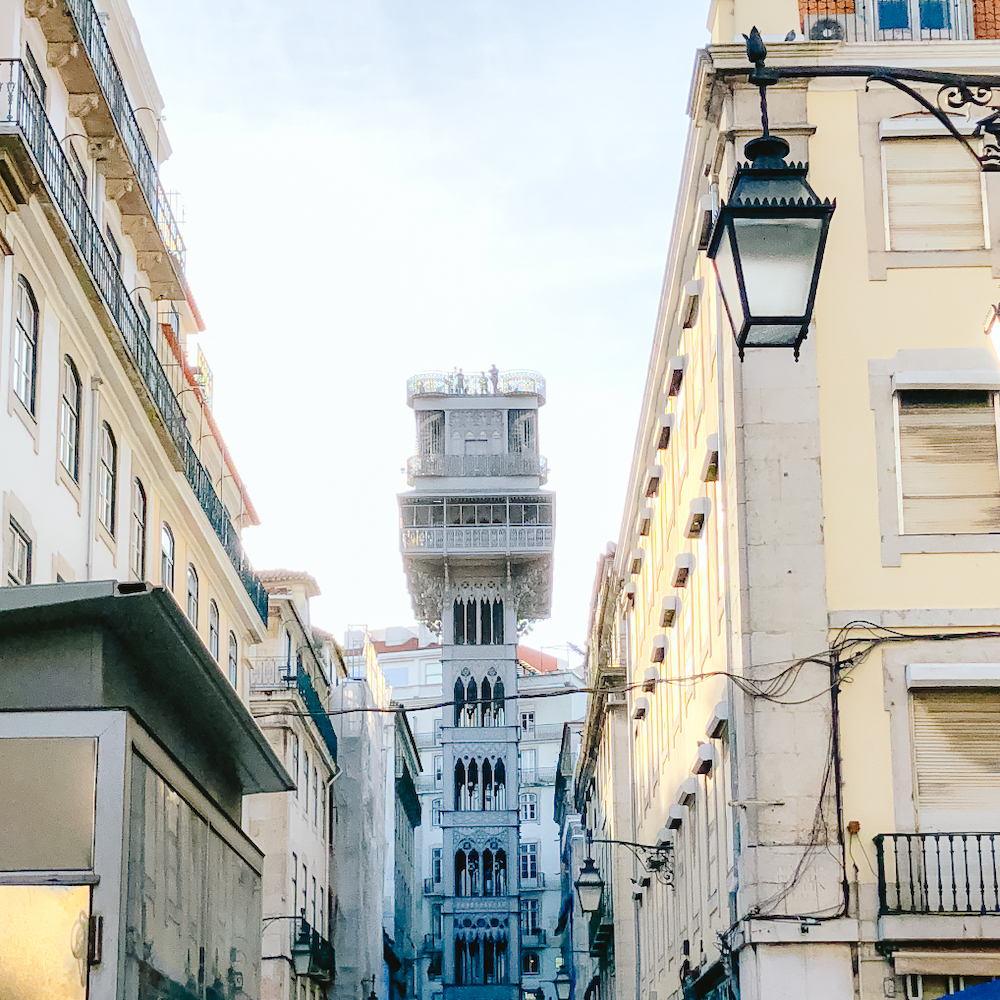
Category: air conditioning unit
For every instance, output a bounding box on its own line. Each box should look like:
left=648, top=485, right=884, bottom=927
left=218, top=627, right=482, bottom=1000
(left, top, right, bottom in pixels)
left=679, top=279, right=703, bottom=330
left=660, top=595, right=680, bottom=628
left=645, top=465, right=663, bottom=498
left=642, top=666, right=658, bottom=692
left=650, top=634, right=667, bottom=664
left=685, top=497, right=712, bottom=539
left=655, top=414, right=674, bottom=451
left=667, top=804, right=686, bottom=830
left=691, top=743, right=716, bottom=776
left=666, top=356, right=688, bottom=397
left=672, top=553, right=695, bottom=588
left=630, top=549, right=644, bottom=576
left=676, top=777, right=698, bottom=807
left=632, top=696, right=649, bottom=721
left=701, top=433, right=719, bottom=482
left=705, top=700, right=729, bottom=740
left=637, top=502, right=654, bottom=537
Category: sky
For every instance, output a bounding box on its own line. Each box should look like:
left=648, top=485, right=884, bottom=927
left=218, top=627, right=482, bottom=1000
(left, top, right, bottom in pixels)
left=128, top=0, right=711, bottom=663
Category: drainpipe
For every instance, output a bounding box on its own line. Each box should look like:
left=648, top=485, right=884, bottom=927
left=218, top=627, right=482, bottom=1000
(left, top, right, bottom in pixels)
left=84, top=375, right=103, bottom=580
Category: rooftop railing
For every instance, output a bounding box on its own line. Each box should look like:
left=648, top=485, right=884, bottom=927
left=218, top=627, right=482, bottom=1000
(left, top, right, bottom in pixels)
left=407, top=454, right=548, bottom=482
left=407, top=369, right=546, bottom=404
left=401, top=525, right=554, bottom=556
left=799, top=0, right=998, bottom=41
left=63, top=0, right=186, bottom=270
left=875, top=832, right=1000, bottom=914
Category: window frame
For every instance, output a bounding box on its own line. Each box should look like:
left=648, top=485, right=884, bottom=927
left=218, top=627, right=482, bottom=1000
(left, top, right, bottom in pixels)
left=228, top=632, right=238, bottom=687
left=186, top=564, right=199, bottom=626
left=23, top=44, right=46, bottom=105
left=208, top=600, right=220, bottom=660
left=6, top=517, right=31, bottom=585
left=519, top=841, right=539, bottom=881
left=98, top=422, right=117, bottom=534
left=13, top=276, right=38, bottom=416
left=59, top=356, right=82, bottom=479
left=131, top=479, right=147, bottom=580
left=160, top=523, right=175, bottom=591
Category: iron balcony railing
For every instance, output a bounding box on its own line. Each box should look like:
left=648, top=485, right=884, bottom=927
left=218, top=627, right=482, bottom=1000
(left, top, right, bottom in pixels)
left=875, top=832, right=1000, bottom=914
left=0, top=59, right=187, bottom=455
left=519, top=767, right=558, bottom=786
left=293, top=919, right=335, bottom=983
left=424, top=933, right=444, bottom=953
left=249, top=658, right=337, bottom=761
left=520, top=873, right=546, bottom=890
left=521, top=928, right=547, bottom=947
left=406, top=454, right=548, bottom=483
left=799, top=0, right=997, bottom=42
left=249, top=657, right=297, bottom=691
left=401, top=525, right=554, bottom=556
left=407, top=369, right=546, bottom=404
left=183, top=443, right=269, bottom=622
left=63, top=0, right=186, bottom=269
left=424, top=877, right=443, bottom=894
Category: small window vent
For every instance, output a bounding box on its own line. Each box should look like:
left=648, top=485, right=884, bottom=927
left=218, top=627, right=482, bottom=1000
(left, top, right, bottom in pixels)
left=632, top=696, right=649, bottom=721
left=637, top=503, right=654, bottom=537
left=706, top=701, right=729, bottom=740
left=642, top=666, right=658, bottom=692
left=694, top=194, right=714, bottom=250
left=667, top=804, right=686, bottom=830
left=655, top=414, right=674, bottom=451
left=676, top=777, right=698, bottom=806
left=645, top=465, right=663, bottom=498
left=691, top=743, right=716, bottom=776
left=650, top=634, right=667, bottom=664
left=679, top=279, right=703, bottom=329
left=624, top=582, right=637, bottom=607
left=672, top=553, right=695, bottom=588
left=630, top=549, right=644, bottom=576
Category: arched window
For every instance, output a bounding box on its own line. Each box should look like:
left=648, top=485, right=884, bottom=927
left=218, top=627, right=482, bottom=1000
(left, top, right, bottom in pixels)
left=480, top=598, right=492, bottom=645
left=466, top=759, right=479, bottom=811
left=464, top=679, right=478, bottom=727
left=483, top=848, right=495, bottom=896
left=454, top=759, right=466, bottom=811
left=160, top=523, right=174, bottom=591
left=131, top=479, right=146, bottom=580
left=493, top=598, right=504, bottom=644
left=482, top=758, right=494, bottom=810
left=284, top=628, right=293, bottom=670
left=493, top=679, right=505, bottom=726
left=228, top=632, right=238, bottom=687
left=208, top=600, right=220, bottom=660
left=454, top=678, right=465, bottom=727
left=186, top=565, right=199, bottom=626
left=466, top=599, right=477, bottom=644
left=455, top=849, right=467, bottom=896
left=13, top=276, right=38, bottom=414
left=98, top=422, right=117, bottom=533
left=494, top=760, right=506, bottom=810
left=468, top=849, right=481, bottom=896
left=59, top=356, right=81, bottom=478
left=495, top=849, right=508, bottom=896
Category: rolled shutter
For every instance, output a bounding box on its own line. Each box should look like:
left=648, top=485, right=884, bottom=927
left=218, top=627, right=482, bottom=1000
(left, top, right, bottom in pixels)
left=912, top=690, right=1000, bottom=812
left=883, top=137, right=985, bottom=251
left=897, top=390, right=1000, bottom=534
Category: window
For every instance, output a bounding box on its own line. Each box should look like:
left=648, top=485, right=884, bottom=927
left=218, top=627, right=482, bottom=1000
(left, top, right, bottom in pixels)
left=59, top=357, right=82, bottom=479
left=431, top=903, right=442, bottom=939
left=519, top=842, right=538, bottom=881
left=426, top=659, right=443, bottom=685
left=106, top=225, right=122, bottom=271
left=160, top=524, right=175, bottom=590
left=431, top=847, right=442, bottom=885
left=520, top=711, right=535, bottom=736
left=520, top=897, right=540, bottom=933
left=896, top=390, right=1000, bottom=534
left=519, top=748, right=537, bottom=781
left=431, top=798, right=442, bottom=826
left=522, top=952, right=540, bottom=975
left=98, top=423, right=117, bottom=533
left=208, top=601, right=220, bottom=660
left=228, top=632, right=238, bottom=687
left=311, top=877, right=317, bottom=929
left=313, top=769, right=319, bottom=825
left=186, top=565, right=199, bottom=625
left=13, top=277, right=38, bottom=414
left=291, top=853, right=298, bottom=917
left=69, top=147, right=87, bottom=198
left=301, top=864, right=307, bottom=921
left=6, top=518, right=30, bottom=585
left=433, top=719, right=443, bottom=744
left=883, top=137, right=986, bottom=251
left=434, top=754, right=443, bottom=788
left=304, top=752, right=310, bottom=811
left=292, top=734, right=300, bottom=797
left=137, top=299, right=150, bottom=338
left=131, top=480, right=147, bottom=579
left=519, top=793, right=538, bottom=822
left=23, top=44, right=45, bottom=105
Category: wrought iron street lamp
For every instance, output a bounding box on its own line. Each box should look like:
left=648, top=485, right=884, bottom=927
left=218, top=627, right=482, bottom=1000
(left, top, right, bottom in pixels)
left=574, top=855, right=605, bottom=914
left=290, top=919, right=312, bottom=978
left=554, top=968, right=573, bottom=1000
left=708, top=29, right=835, bottom=361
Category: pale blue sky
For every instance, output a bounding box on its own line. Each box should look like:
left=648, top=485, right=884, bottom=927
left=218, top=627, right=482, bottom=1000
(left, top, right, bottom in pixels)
left=129, top=0, right=710, bottom=659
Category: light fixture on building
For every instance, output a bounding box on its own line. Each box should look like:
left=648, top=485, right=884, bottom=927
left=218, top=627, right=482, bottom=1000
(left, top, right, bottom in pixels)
left=574, top=855, right=605, bottom=913
left=554, top=969, right=572, bottom=1000
left=707, top=27, right=834, bottom=361
left=290, top=919, right=312, bottom=977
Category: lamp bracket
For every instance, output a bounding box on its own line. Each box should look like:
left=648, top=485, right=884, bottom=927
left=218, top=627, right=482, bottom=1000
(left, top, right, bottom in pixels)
left=728, top=27, right=1000, bottom=171
left=590, top=837, right=675, bottom=886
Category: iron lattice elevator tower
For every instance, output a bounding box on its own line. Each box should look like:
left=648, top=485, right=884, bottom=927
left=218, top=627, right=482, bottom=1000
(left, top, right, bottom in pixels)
left=399, top=369, right=554, bottom=1000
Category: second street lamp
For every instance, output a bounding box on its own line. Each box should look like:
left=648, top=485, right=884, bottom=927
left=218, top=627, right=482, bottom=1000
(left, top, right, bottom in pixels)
left=574, top=855, right=605, bottom=914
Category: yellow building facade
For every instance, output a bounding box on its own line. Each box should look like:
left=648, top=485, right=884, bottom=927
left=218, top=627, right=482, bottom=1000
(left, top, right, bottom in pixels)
left=575, top=3, right=1000, bottom=1000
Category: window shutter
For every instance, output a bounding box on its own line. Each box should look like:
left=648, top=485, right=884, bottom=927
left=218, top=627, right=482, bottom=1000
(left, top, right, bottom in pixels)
left=897, top=390, right=1000, bottom=534
left=883, top=137, right=985, bottom=250
left=912, top=690, right=1000, bottom=812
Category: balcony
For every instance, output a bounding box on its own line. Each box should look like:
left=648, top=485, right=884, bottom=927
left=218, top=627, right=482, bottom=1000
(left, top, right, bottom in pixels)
left=407, top=369, right=546, bottom=404
left=406, top=454, right=548, bottom=484
left=28, top=0, right=186, bottom=295
left=401, top=526, right=554, bottom=558
left=424, top=933, right=443, bottom=953
left=292, top=920, right=335, bottom=983
left=0, top=60, right=268, bottom=624
left=519, top=767, right=558, bottom=786
left=799, top=0, right=998, bottom=42
left=522, top=928, right=547, bottom=947
left=250, top=658, right=337, bottom=763
left=520, top=873, right=546, bottom=890
left=875, top=832, right=1000, bottom=915
left=424, top=877, right=443, bottom=895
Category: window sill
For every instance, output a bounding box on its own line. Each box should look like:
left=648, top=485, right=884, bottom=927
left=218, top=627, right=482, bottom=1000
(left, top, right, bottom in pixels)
left=868, top=247, right=1000, bottom=280
left=8, top=390, right=39, bottom=451
left=96, top=520, right=117, bottom=563
left=55, top=460, right=82, bottom=511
